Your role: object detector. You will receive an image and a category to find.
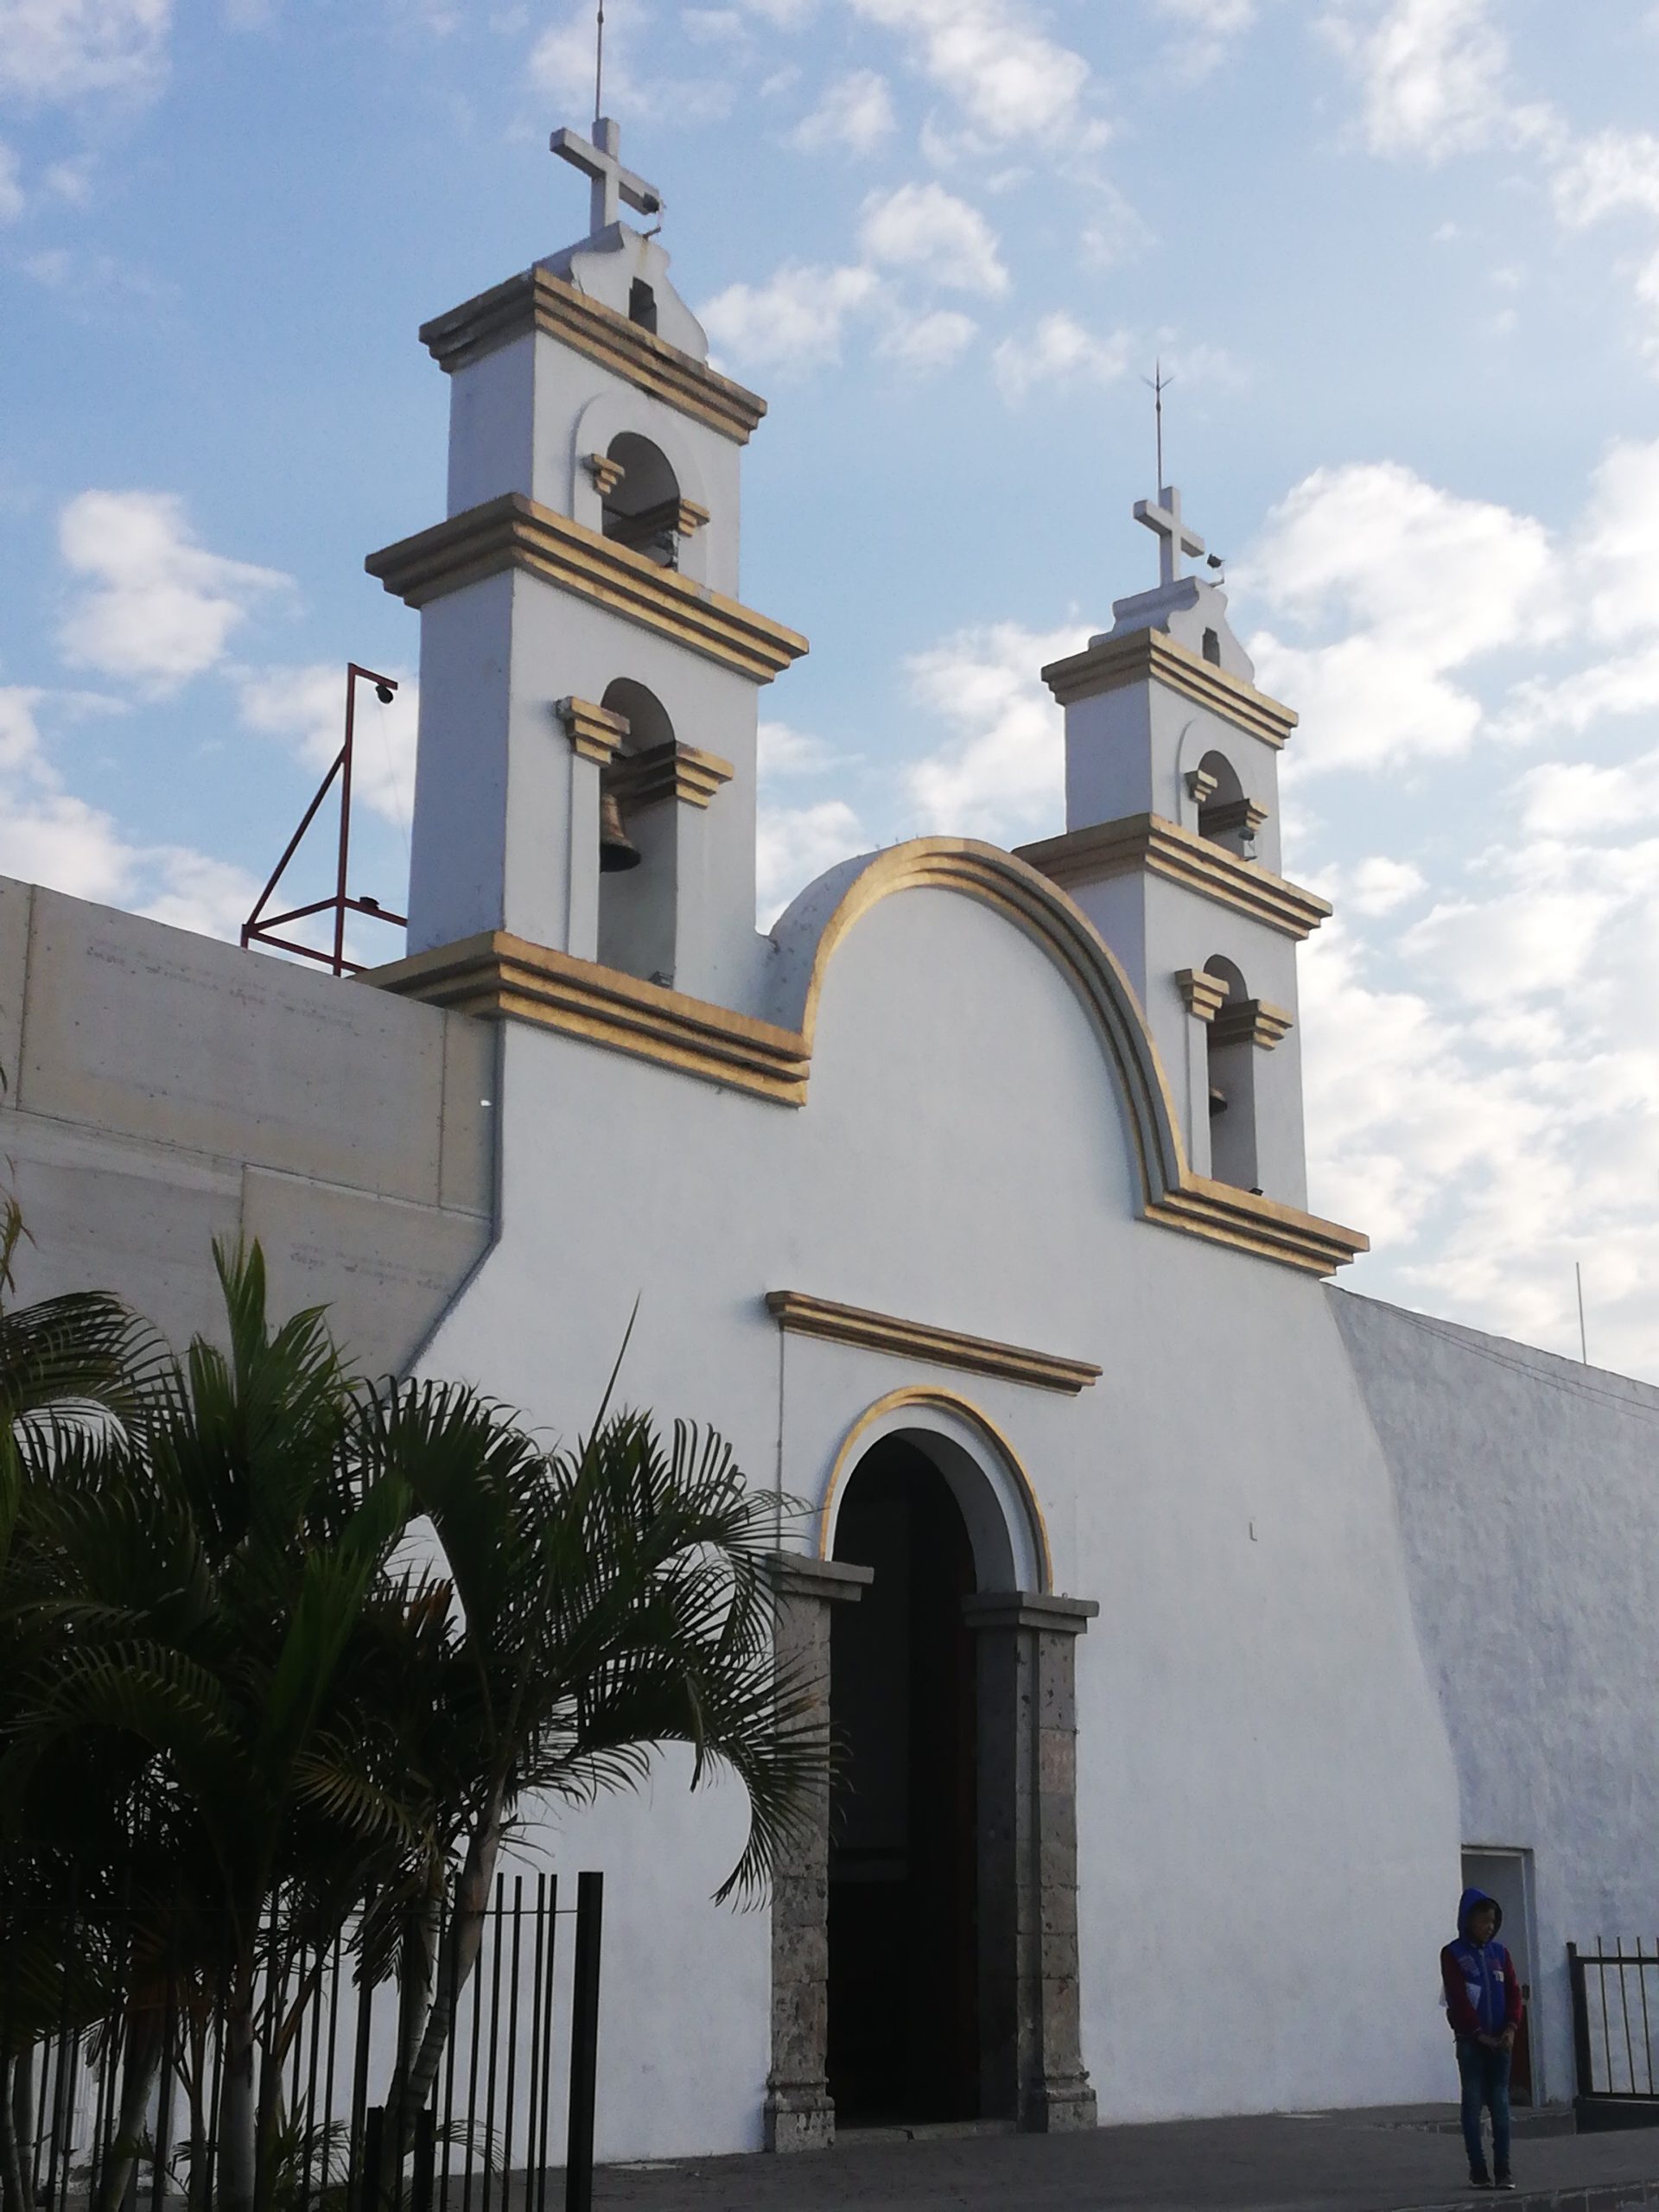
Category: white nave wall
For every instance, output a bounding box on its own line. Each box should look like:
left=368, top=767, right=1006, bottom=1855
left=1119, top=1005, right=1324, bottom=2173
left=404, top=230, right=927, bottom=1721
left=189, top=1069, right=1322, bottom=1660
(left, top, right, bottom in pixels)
left=421, top=883, right=1461, bottom=2155
left=1334, top=1291, right=1659, bottom=2112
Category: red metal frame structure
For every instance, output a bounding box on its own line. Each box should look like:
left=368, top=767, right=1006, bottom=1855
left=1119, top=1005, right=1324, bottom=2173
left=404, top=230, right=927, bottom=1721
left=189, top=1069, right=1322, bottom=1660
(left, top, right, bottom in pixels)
left=241, top=662, right=409, bottom=976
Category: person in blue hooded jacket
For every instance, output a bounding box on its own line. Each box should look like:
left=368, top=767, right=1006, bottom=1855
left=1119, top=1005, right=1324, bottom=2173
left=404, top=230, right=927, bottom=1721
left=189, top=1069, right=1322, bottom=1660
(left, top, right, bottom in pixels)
left=1442, top=1886, right=1524, bottom=2190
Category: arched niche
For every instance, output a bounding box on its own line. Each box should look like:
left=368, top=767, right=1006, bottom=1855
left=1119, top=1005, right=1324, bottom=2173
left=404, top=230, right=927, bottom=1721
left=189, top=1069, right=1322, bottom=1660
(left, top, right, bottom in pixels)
left=597, top=677, right=679, bottom=985
left=569, top=394, right=711, bottom=585
left=1204, top=954, right=1259, bottom=1192
left=601, top=431, right=681, bottom=564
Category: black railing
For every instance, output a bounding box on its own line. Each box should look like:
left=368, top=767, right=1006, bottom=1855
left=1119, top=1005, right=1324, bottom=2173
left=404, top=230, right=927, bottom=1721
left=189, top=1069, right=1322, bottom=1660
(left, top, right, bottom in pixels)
left=0, top=1870, right=604, bottom=2211
left=1568, top=1939, right=1659, bottom=2101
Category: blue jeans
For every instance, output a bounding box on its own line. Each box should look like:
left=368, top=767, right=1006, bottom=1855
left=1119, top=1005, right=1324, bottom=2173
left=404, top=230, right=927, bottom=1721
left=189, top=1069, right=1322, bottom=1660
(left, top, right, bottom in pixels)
left=1456, top=2037, right=1512, bottom=2177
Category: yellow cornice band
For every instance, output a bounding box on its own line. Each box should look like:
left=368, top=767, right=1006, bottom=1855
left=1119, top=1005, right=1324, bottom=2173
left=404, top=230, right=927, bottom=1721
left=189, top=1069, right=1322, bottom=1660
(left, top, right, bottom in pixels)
left=765, top=1290, right=1101, bottom=1395
left=420, top=266, right=768, bottom=446
left=1015, top=814, right=1332, bottom=942
left=365, top=493, right=810, bottom=686
left=1041, top=628, right=1298, bottom=749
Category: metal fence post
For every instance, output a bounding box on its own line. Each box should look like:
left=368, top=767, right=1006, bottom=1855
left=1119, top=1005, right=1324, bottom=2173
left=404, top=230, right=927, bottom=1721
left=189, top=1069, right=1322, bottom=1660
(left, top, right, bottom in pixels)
left=564, top=1874, right=603, bottom=2212
left=1568, top=1943, right=1595, bottom=2100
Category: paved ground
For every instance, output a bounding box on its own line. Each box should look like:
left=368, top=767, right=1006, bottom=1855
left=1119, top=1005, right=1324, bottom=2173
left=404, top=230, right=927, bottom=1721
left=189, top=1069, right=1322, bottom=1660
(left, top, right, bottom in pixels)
left=575, top=2105, right=1659, bottom=2212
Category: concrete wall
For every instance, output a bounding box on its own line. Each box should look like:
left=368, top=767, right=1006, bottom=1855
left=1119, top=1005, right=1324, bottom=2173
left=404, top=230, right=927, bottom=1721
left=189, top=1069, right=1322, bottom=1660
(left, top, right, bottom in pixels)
left=0, top=877, right=494, bottom=1370
left=1331, top=1288, right=1659, bottom=2107
left=422, top=880, right=1463, bottom=2158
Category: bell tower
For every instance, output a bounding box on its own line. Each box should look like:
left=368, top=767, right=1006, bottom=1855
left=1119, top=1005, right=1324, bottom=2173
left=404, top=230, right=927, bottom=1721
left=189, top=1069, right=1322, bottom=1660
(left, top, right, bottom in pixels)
left=365, top=115, right=806, bottom=1013
left=1017, top=487, right=1332, bottom=1207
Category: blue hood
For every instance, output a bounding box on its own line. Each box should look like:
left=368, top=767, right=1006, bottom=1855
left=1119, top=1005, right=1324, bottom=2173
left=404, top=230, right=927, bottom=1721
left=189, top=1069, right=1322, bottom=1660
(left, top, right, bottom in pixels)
left=1458, top=1885, right=1503, bottom=1940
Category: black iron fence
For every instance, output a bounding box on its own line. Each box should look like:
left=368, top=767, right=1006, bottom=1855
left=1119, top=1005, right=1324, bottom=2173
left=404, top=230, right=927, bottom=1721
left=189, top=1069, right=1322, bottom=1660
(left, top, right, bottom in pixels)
left=1568, top=1939, right=1659, bottom=2101
left=0, top=1871, right=604, bottom=2212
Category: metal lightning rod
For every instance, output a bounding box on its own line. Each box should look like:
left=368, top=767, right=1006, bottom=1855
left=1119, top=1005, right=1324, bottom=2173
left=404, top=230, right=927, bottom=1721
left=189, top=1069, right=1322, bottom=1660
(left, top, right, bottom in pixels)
left=594, top=0, right=606, bottom=120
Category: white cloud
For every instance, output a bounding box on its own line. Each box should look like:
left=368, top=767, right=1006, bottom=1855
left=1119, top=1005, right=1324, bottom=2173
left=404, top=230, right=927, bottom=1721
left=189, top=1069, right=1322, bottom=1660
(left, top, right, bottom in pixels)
left=0, top=140, right=22, bottom=219
left=1156, top=0, right=1256, bottom=76
left=700, top=262, right=880, bottom=373
left=858, top=181, right=1007, bottom=296
left=902, top=620, right=1087, bottom=842
left=1243, top=461, right=1560, bottom=771
left=1320, top=0, right=1511, bottom=161
left=1347, top=854, right=1428, bottom=915
left=237, top=663, right=416, bottom=828
left=993, top=312, right=1131, bottom=404
left=1553, top=129, right=1659, bottom=228
left=0, top=0, right=172, bottom=104
left=757, top=798, right=863, bottom=925
left=792, top=67, right=895, bottom=153
left=0, top=687, right=45, bottom=769
left=758, top=719, right=840, bottom=775
left=876, top=305, right=977, bottom=373
left=56, top=491, right=289, bottom=694
left=848, top=0, right=1093, bottom=145
left=1517, top=751, right=1659, bottom=840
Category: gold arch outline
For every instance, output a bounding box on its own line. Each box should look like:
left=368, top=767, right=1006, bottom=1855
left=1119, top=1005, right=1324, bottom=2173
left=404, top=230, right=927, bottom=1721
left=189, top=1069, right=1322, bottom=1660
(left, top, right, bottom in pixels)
left=792, top=839, right=1187, bottom=1205
left=815, top=1382, right=1054, bottom=1597
left=785, top=838, right=1363, bottom=1275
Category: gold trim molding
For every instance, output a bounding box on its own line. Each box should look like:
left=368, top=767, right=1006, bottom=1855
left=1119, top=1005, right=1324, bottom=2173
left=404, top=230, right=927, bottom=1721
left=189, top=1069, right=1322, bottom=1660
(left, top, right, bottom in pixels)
left=368, top=931, right=810, bottom=1104
left=556, top=696, right=629, bottom=765
left=420, top=266, right=767, bottom=446
left=815, top=1385, right=1054, bottom=1591
left=609, top=739, right=734, bottom=810
left=765, top=1290, right=1101, bottom=1395
left=365, top=493, right=809, bottom=686
left=1041, top=628, right=1298, bottom=749
left=368, top=840, right=1364, bottom=1276
left=1176, top=968, right=1231, bottom=1022
left=1212, top=996, right=1293, bottom=1049
left=1015, top=814, right=1332, bottom=942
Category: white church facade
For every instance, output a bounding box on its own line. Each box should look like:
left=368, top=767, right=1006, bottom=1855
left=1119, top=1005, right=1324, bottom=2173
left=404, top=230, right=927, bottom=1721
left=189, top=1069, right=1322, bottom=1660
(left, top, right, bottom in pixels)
left=7, top=119, right=1659, bottom=2158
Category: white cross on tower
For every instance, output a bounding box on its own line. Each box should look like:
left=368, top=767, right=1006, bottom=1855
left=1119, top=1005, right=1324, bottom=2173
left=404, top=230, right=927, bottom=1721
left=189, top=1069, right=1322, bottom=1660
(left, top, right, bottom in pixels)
left=1133, top=485, right=1205, bottom=588
left=550, top=117, right=664, bottom=235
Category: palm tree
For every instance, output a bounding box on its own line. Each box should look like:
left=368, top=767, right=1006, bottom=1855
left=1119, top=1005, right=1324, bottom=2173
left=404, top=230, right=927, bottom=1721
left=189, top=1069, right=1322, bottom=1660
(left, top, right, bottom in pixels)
left=359, top=1382, right=826, bottom=2145
left=3, top=1240, right=829, bottom=2204
left=0, top=1186, right=167, bottom=2212
left=0, top=1242, right=422, bottom=2212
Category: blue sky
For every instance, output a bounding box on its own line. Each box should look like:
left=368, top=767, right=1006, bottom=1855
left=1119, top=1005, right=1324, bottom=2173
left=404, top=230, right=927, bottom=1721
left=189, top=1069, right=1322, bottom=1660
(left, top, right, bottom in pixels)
left=4, top=0, right=1659, bottom=1372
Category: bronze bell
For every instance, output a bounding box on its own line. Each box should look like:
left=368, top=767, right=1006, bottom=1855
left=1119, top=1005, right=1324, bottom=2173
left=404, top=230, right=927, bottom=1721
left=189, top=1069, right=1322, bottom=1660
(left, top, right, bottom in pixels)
left=599, top=790, right=641, bottom=873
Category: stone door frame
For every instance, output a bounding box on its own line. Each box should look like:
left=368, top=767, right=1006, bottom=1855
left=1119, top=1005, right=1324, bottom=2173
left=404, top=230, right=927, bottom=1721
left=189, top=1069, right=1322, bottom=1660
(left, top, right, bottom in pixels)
left=763, top=1555, right=1097, bottom=2148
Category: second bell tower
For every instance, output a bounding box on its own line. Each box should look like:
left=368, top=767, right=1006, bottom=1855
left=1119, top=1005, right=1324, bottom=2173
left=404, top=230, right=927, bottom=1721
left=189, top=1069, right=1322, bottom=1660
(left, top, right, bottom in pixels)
left=365, top=118, right=806, bottom=1014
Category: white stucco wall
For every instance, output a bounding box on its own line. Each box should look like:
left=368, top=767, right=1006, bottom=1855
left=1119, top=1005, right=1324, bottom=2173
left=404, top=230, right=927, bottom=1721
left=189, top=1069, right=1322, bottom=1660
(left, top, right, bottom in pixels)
left=421, top=880, right=1462, bottom=2158
left=1331, top=1288, right=1659, bottom=2107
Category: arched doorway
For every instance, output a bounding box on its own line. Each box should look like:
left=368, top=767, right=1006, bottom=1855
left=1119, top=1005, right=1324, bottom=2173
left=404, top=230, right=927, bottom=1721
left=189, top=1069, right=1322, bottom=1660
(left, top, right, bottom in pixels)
left=827, top=1437, right=980, bottom=2122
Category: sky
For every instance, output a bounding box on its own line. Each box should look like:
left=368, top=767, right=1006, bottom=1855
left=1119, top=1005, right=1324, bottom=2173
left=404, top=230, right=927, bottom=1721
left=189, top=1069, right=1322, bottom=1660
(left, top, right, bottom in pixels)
left=3, top=0, right=1659, bottom=1374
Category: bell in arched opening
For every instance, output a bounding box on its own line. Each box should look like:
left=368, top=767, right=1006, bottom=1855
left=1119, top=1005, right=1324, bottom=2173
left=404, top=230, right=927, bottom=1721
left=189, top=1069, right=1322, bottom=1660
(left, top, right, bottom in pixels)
left=598, top=789, right=642, bottom=873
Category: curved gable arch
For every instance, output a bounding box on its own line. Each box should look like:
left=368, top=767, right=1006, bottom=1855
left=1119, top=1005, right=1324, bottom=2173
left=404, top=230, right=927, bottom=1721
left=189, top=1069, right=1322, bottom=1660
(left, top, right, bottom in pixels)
left=771, top=836, right=1189, bottom=1209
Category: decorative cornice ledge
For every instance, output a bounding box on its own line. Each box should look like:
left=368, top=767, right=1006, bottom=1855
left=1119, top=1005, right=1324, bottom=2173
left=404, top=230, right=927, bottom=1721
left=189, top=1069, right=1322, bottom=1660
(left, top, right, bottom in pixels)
left=367, top=931, right=810, bottom=1104
left=419, top=265, right=768, bottom=446
left=1212, top=996, right=1294, bottom=1050
left=556, top=696, right=629, bottom=765
left=1041, top=628, right=1298, bottom=749
left=962, top=1592, right=1099, bottom=1636
left=765, top=1290, right=1101, bottom=1395
left=1145, top=1177, right=1364, bottom=1274
left=611, top=739, right=734, bottom=810
left=365, top=493, right=809, bottom=687
left=1015, top=814, right=1332, bottom=942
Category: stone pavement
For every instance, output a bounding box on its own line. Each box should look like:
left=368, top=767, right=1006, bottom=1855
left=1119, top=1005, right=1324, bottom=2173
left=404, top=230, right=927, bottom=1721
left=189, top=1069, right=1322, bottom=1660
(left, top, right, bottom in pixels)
left=573, top=2106, right=1659, bottom=2212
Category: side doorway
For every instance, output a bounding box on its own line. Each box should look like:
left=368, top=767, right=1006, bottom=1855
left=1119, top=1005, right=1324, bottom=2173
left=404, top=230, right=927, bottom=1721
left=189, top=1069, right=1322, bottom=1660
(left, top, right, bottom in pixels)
left=1463, top=1847, right=1539, bottom=2105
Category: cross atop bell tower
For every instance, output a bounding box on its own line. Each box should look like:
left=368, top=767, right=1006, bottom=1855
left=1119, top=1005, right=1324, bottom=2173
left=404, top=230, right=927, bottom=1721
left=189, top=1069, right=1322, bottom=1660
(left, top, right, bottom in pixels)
left=551, top=118, right=664, bottom=237
left=1133, top=486, right=1205, bottom=588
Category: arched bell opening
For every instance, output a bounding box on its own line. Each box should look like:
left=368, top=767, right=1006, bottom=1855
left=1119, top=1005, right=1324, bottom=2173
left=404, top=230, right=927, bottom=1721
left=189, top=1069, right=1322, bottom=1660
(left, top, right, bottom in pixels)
left=601, top=432, right=682, bottom=567
left=1193, top=748, right=1264, bottom=857
left=1204, top=953, right=1259, bottom=1192
left=597, top=677, right=678, bottom=986
left=828, top=1436, right=981, bottom=2125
